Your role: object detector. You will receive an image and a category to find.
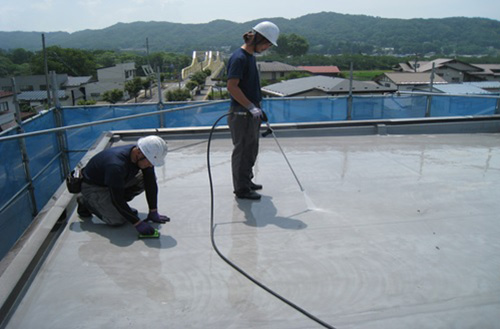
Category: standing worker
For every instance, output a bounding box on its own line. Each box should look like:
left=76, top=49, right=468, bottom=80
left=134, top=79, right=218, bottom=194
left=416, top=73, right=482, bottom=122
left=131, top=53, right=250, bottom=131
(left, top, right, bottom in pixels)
left=226, top=21, right=280, bottom=200
left=77, top=135, right=170, bottom=235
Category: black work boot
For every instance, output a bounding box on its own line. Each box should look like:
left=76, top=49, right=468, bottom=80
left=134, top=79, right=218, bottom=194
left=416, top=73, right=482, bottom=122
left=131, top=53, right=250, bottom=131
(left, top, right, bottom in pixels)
left=236, top=190, right=262, bottom=200
left=250, top=182, right=263, bottom=190
left=77, top=196, right=92, bottom=217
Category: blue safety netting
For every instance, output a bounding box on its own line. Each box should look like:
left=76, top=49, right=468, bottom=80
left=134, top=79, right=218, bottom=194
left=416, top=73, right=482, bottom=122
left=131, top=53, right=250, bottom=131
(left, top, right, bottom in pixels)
left=0, top=94, right=498, bottom=261
left=264, top=97, right=349, bottom=122
left=430, top=95, right=498, bottom=117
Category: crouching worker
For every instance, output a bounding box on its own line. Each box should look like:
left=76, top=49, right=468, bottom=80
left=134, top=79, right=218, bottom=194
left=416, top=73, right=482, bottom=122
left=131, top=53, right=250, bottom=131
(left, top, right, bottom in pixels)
left=77, top=135, right=169, bottom=236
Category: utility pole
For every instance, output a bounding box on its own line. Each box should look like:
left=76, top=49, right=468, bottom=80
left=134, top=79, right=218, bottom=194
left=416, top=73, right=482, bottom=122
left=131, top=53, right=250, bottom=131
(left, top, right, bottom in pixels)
left=429, top=62, right=435, bottom=92
left=347, top=62, right=353, bottom=120
left=146, top=37, right=152, bottom=98
left=42, top=34, right=52, bottom=108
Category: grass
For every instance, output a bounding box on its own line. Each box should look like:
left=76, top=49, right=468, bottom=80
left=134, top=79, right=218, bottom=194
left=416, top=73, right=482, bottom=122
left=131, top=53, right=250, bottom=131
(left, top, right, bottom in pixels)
left=350, top=70, right=391, bottom=81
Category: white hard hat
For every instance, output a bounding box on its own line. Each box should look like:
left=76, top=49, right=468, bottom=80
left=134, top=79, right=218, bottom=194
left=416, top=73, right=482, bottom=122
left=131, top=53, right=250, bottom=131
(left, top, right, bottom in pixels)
left=137, top=136, right=168, bottom=167
left=253, top=21, right=280, bottom=46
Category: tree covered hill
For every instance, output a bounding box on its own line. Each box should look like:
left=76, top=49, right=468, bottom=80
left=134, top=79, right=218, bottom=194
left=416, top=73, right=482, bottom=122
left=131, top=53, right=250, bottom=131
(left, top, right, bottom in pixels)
left=1, top=12, right=499, bottom=55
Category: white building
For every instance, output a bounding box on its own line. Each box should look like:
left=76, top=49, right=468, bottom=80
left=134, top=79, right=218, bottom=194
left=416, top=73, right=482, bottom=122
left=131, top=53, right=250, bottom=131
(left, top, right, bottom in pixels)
left=0, top=91, right=15, bottom=131
left=84, top=63, right=136, bottom=101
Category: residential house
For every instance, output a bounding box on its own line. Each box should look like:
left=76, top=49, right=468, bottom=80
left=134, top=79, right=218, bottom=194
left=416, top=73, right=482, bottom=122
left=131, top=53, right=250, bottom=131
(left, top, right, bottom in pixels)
left=0, top=74, right=91, bottom=107
left=413, top=83, right=496, bottom=95
left=395, top=58, right=484, bottom=83
left=261, top=76, right=396, bottom=98
left=256, top=61, right=303, bottom=82
left=469, top=64, right=500, bottom=82
left=0, top=91, right=15, bottom=131
left=64, top=76, right=93, bottom=105
left=18, top=90, right=68, bottom=109
left=84, top=62, right=136, bottom=101
left=375, top=72, right=448, bottom=91
left=298, top=66, right=341, bottom=77
left=462, top=81, right=500, bottom=94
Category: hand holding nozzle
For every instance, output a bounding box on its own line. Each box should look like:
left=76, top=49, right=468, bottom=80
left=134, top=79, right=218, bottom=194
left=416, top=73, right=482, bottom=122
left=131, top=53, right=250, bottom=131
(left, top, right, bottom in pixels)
left=260, top=109, right=273, bottom=137
left=247, top=104, right=263, bottom=119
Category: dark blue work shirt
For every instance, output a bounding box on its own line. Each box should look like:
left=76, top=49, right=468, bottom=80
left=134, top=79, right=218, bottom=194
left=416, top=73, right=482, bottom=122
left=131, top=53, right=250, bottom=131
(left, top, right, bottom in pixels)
left=83, top=145, right=140, bottom=188
left=227, top=48, right=261, bottom=107
left=83, top=144, right=157, bottom=224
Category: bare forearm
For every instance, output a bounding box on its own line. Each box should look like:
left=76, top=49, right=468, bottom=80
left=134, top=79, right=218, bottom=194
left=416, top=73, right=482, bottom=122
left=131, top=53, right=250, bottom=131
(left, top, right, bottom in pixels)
left=227, top=79, right=254, bottom=109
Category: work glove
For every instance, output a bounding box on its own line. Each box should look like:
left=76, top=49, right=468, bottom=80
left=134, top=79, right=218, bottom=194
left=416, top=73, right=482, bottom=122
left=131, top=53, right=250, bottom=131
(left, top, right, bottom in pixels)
left=247, top=104, right=263, bottom=119
left=135, top=221, right=156, bottom=235
left=146, top=211, right=170, bottom=223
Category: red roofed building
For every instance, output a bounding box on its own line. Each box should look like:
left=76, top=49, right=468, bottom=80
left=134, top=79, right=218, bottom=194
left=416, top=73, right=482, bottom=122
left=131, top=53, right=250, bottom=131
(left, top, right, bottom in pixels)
left=298, top=66, right=341, bottom=77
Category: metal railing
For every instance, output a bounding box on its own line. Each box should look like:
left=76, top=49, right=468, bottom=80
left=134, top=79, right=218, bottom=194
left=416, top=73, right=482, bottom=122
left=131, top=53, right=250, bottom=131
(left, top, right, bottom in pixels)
left=1, top=91, right=499, bottom=261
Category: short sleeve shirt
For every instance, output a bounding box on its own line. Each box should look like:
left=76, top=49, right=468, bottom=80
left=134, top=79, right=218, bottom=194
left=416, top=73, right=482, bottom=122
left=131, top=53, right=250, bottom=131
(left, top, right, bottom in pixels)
left=227, top=48, right=261, bottom=107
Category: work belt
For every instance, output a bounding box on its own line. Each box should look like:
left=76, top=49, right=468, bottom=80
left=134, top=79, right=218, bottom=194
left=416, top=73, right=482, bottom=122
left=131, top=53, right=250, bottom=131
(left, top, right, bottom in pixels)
left=231, top=111, right=250, bottom=116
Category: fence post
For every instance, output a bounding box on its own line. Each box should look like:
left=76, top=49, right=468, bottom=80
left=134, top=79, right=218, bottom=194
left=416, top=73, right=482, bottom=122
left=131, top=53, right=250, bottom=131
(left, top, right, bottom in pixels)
left=425, top=95, right=433, bottom=117
left=51, top=71, right=70, bottom=178
left=347, top=62, right=353, bottom=120
left=11, top=77, right=38, bottom=216
left=157, top=68, right=165, bottom=128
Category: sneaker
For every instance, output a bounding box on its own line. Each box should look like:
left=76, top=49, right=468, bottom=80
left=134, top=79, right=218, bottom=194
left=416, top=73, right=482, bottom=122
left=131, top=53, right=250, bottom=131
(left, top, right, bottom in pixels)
left=250, top=182, right=263, bottom=190
left=236, top=191, right=262, bottom=200
left=77, top=196, right=92, bottom=217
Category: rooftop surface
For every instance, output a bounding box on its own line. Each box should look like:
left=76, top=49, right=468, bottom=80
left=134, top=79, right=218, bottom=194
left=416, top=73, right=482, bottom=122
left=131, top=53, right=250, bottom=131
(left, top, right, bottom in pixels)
left=3, top=124, right=500, bottom=329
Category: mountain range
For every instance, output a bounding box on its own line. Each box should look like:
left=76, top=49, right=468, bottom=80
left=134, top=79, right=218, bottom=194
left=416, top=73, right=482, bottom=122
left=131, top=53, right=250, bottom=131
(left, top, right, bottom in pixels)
left=1, top=12, right=499, bottom=55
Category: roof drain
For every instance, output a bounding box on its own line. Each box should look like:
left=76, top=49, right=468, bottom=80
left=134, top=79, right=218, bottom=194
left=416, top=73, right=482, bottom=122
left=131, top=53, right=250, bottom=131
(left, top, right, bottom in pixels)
left=377, top=123, right=388, bottom=135
left=206, top=112, right=336, bottom=329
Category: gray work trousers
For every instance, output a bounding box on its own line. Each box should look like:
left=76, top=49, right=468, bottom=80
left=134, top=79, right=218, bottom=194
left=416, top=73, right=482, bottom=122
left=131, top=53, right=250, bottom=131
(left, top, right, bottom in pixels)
left=227, top=107, right=261, bottom=195
left=80, top=172, right=144, bottom=226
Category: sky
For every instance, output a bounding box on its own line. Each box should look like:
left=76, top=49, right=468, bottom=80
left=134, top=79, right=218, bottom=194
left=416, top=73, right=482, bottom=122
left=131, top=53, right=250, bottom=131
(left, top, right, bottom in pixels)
left=1, top=0, right=499, bottom=33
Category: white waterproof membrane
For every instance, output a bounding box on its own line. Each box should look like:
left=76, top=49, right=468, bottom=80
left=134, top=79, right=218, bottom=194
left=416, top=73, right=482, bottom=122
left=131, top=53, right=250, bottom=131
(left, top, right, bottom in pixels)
left=4, top=131, right=500, bottom=329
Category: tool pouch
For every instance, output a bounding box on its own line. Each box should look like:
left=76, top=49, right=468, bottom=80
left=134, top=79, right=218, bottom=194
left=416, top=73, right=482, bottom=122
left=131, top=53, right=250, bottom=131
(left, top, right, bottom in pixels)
left=66, top=169, right=83, bottom=194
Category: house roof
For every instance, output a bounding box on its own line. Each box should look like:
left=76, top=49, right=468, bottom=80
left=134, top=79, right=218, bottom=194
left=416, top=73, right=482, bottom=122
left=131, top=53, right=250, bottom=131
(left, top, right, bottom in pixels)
left=469, top=64, right=500, bottom=76
left=256, top=61, right=301, bottom=73
left=298, top=66, right=340, bottom=74
left=380, top=72, right=448, bottom=85
left=417, top=58, right=454, bottom=72
left=398, top=58, right=482, bottom=73
left=262, top=76, right=394, bottom=97
left=18, top=90, right=67, bottom=101
left=430, top=83, right=493, bottom=95
left=462, top=81, right=500, bottom=89
left=0, top=91, right=14, bottom=99
left=64, top=76, right=92, bottom=88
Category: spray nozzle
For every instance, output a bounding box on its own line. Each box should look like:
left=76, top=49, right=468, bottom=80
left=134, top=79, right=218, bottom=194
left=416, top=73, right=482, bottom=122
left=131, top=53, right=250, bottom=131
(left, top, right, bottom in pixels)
left=262, top=122, right=273, bottom=137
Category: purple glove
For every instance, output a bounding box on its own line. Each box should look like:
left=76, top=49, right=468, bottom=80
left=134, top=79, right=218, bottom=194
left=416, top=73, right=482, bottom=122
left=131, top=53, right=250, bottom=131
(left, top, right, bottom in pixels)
left=135, top=221, right=155, bottom=235
left=146, top=211, right=170, bottom=223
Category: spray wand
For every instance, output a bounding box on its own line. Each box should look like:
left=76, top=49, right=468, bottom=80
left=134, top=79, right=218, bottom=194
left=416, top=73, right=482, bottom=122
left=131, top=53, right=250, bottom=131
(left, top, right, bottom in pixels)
left=261, top=118, right=305, bottom=192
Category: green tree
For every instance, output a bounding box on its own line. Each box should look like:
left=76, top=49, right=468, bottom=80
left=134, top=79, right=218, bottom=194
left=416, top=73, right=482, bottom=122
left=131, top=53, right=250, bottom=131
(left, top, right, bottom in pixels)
left=77, top=99, right=97, bottom=106
left=141, top=77, right=154, bottom=98
left=125, top=77, right=143, bottom=102
left=93, top=50, right=116, bottom=67
left=185, top=81, right=198, bottom=91
left=165, top=88, right=191, bottom=101
left=30, top=46, right=96, bottom=76
left=276, top=34, right=309, bottom=57
left=101, top=89, right=124, bottom=104
left=190, top=71, right=207, bottom=86
left=8, top=48, right=34, bottom=65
